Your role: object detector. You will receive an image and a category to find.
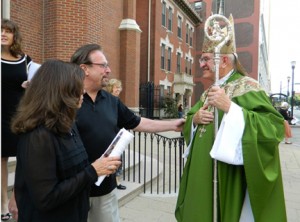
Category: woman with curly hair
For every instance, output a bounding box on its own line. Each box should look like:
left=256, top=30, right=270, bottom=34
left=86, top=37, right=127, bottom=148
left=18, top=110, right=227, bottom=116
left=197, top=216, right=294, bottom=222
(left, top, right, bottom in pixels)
left=105, top=78, right=122, bottom=97
left=105, top=79, right=126, bottom=190
left=1, top=19, right=32, bottom=221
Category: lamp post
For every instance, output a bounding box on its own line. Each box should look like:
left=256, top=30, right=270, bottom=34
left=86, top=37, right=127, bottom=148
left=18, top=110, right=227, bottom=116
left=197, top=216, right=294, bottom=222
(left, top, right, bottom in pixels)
left=291, top=61, right=296, bottom=119
left=287, top=76, right=291, bottom=97
left=280, top=81, right=282, bottom=101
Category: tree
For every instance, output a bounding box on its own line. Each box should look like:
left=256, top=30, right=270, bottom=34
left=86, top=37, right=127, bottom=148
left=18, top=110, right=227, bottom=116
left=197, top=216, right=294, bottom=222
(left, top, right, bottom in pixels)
left=162, top=97, right=178, bottom=118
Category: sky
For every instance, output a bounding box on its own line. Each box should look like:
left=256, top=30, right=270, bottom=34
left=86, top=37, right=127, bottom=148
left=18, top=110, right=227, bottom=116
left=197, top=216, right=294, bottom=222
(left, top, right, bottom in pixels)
left=269, top=0, right=300, bottom=94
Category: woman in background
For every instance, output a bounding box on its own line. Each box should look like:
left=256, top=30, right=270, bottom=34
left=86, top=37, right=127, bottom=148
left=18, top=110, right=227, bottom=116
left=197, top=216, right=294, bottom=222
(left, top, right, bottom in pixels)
left=106, top=78, right=123, bottom=97
left=105, top=78, right=127, bottom=190
left=1, top=19, right=32, bottom=221
left=279, top=102, right=293, bottom=144
left=178, top=104, right=183, bottom=118
left=10, top=60, right=121, bottom=221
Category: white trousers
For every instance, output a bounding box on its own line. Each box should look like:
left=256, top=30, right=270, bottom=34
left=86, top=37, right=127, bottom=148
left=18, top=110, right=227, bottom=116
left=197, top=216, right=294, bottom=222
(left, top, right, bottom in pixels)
left=239, top=189, right=254, bottom=222
left=88, top=189, right=120, bottom=222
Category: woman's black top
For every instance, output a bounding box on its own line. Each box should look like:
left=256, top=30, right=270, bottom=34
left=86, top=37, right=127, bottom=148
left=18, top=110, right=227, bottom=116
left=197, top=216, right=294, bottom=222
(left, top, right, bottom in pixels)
left=14, top=125, right=97, bottom=222
left=1, top=55, right=32, bottom=157
left=279, top=108, right=292, bottom=121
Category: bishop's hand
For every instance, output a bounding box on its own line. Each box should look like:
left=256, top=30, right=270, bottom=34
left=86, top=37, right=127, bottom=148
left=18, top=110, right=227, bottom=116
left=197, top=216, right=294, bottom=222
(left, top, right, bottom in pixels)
left=193, top=104, right=214, bottom=125
left=207, top=86, right=231, bottom=113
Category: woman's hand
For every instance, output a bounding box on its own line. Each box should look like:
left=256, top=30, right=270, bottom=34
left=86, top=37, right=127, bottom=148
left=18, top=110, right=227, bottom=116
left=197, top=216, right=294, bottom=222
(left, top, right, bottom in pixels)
left=91, top=156, right=121, bottom=176
left=21, top=80, right=30, bottom=88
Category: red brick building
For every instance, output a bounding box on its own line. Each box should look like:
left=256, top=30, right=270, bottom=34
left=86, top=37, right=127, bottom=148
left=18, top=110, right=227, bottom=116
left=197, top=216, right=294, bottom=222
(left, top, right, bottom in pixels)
left=2, top=0, right=268, bottom=113
left=2, top=0, right=201, bottom=115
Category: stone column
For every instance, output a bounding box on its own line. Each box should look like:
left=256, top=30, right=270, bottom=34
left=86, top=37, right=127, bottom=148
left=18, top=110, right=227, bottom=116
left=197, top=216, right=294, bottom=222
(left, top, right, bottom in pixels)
left=119, top=0, right=142, bottom=113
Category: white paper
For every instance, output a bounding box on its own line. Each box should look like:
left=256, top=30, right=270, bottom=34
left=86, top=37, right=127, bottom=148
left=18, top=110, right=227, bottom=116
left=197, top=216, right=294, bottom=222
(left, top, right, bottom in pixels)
left=95, top=128, right=134, bottom=186
left=28, top=62, right=41, bottom=80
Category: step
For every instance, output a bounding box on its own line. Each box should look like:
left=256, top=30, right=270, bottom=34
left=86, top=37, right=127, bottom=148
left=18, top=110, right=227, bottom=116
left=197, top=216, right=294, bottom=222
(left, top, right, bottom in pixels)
left=8, top=157, right=16, bottom=173
left=7, top=157, right=16, bottom=192
left=116, top=150, right=162, bottom=207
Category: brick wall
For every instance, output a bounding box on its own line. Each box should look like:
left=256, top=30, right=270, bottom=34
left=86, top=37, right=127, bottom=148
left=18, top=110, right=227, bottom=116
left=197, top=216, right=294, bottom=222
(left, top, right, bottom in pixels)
left=9, top=0, right=199, bottom=107
left=10, top=0, right=43, bottom=63
left=10, top=0, right=123, bottom=68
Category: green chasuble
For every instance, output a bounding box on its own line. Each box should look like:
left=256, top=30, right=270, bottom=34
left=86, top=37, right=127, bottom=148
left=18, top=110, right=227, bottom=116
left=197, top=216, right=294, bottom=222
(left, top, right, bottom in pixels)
left=175, top=72, right=287, bottom=222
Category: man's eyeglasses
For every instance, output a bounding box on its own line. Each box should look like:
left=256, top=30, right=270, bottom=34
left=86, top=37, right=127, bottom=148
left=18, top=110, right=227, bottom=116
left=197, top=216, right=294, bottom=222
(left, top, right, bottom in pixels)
left=86, top=62, right=109, bottom=69
left=199, top=57, right=212, bottom=64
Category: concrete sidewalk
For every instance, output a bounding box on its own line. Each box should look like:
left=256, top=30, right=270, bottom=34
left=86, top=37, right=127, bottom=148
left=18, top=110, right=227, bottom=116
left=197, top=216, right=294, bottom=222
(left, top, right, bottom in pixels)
left=6, top=126, right=300, bottom=221
left=119, top=126, right=300, bottom=222
left=280, top=125, right=300, bottom=222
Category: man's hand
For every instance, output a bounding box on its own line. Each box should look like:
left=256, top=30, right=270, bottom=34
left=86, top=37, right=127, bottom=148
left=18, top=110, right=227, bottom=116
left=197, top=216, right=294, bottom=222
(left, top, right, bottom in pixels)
left=207, top=86, right=231, bottom=113
left=174, top=118, right=186, bottom=132
left=193, top=104, right=214, bottom=125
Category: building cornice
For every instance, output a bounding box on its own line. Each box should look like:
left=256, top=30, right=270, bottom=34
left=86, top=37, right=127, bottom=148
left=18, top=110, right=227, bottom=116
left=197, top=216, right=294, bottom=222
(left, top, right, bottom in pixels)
left=174, top=0, right=202, bottom=24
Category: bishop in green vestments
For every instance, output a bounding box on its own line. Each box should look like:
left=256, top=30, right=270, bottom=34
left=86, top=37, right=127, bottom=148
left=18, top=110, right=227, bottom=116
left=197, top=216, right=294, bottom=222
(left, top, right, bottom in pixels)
left=175, top=15, right=287, bottom=222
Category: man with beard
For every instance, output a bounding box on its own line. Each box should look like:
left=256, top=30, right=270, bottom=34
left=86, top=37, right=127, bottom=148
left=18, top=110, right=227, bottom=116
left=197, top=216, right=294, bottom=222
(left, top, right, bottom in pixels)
left=71, top=44, right=185, bottom=222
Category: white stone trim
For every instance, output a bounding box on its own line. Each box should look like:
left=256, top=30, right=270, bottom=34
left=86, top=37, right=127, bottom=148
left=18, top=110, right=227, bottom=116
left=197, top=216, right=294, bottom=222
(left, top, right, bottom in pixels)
left=185, top=20, right=193, bottom=31
left=161, top=0, right=174, bottom=10
left=119, top=19, right=142, bottom=33
left=176, top=46, right=183, bottom=57
left=160, top=76, right=172, bottom=90
left=160, top=35, right=174, bottom=52
left=185, top=49, right=194, bottom=63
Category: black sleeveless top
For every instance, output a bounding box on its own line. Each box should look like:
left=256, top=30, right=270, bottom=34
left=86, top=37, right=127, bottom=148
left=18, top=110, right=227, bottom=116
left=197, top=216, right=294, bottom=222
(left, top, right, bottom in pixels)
left=1, top=55, right=32, bottom=157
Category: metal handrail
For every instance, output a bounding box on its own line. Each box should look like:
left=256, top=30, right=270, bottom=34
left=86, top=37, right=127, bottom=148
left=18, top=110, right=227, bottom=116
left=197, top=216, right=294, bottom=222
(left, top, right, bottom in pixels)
left=122, top=131, right=186, bottom=194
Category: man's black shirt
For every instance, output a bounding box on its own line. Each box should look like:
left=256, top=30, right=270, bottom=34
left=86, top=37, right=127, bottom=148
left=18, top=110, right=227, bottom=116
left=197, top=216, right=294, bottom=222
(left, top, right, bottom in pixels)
left=76, top=90, right=141, bottom=196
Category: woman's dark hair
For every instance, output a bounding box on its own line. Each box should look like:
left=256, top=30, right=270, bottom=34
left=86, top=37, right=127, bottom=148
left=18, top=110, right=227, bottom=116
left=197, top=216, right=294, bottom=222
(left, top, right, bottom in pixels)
left=11, top=59, right=84, bottom=135
left=1, top=19, right=24, bottom=57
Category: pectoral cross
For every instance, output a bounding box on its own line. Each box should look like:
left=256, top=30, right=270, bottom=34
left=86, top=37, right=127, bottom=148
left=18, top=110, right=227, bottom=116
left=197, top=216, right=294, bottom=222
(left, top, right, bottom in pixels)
left=198, top=126, right=206, bottom=138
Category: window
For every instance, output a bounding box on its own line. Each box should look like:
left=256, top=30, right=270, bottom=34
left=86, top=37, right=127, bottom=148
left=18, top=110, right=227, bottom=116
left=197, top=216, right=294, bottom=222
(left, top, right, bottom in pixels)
left=167, top=48, right=171, bottom=71
left=176, top=52, right=181, bottom=73
left=189, top=28, right=193, bottom=46
left=159, top=85, right=165, bottom=107
left=167, top=86, right=171, bottom=96
left=161, top=44, right=165, bottom=69
left=194, top=1, right=202, bottom=11
left=162, top=1, right=166, bottom=27
left=185, top=57, right=188, bottom=73
left=168, top=7, right=172, bottom=31
left=186, top=24, right=189, bottom=44
left=177, top=16, right=182, bottom=38
left=185, top=57, right=192, bottom=74
left=185, top=25, right=193, bottom=46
